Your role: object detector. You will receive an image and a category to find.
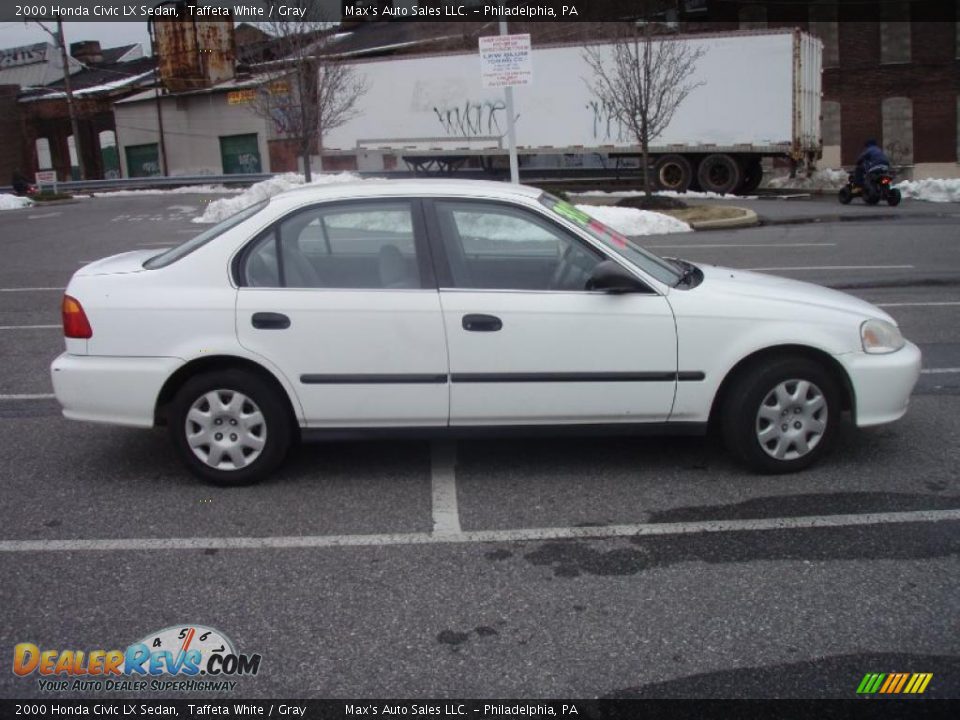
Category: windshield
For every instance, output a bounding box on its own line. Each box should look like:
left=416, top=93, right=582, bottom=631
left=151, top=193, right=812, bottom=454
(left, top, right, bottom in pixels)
left=538, top=193, right=683, bottom=286
left=143, top=200, right=269, bottom=269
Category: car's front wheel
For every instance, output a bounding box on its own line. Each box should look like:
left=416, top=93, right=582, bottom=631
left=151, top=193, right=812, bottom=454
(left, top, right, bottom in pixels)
left=722, top=357, right=840, bottom=473
left=170, top=369, right=292, bottom=486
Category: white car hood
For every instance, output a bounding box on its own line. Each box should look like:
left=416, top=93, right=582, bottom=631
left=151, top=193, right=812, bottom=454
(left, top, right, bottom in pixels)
left=695, top=264, right=895, bottom=323
left=74, top=249, right=159, bottom=277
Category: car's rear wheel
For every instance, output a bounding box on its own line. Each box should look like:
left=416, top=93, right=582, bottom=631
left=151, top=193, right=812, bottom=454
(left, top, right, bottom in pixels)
left=170, top=369, right=292, bottom=486
left=721, top=357, right=840, bottom=473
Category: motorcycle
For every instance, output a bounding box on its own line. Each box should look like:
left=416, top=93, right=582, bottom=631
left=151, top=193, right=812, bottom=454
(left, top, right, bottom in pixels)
left=838, top=167, right=901, bottom=206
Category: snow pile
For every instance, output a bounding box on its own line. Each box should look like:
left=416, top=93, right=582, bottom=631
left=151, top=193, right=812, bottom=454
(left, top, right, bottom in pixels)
left=575, top=204, right=691, bottom=236
left=94, top=185, right=243, bottom=197
left=0, top=194, right=33, bottom=211
left=894, top=178, right=960, bottom=203
left=765, top=168, right=849, bottom=190
left=192, top=172, right=369, bottom=223
left=578, top=189, right=757, bottom=200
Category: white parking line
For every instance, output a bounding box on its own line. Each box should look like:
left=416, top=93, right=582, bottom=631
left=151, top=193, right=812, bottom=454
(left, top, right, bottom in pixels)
left=27, top=212, right=62, bottom=220
left=877, top=302, right=960, bottom=308
left=921, top=368, right=960, bottom=375
left=430, top=440, right=462, bottom=536
left=0, top=324, right=59, bottom=330
left=648, top=243, right=836, bottom=249
left=0, top=394, right=56, bottom=400
left=0, top=288, right=63, bottom=293
left=747, top=265, right=914, bottom=272
left=0, top=508, right=957, bottom=553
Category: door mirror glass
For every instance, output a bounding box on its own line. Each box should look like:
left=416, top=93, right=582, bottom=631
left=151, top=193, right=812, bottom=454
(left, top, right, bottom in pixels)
left=586, top=260, right=650, bottom=294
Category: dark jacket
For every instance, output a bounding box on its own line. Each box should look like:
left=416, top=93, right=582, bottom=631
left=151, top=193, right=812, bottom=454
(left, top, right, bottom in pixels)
left=856, top=145, right=890, bottom=170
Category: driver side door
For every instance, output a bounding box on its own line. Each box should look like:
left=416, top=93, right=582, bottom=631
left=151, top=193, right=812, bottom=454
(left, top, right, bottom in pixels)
left=425, top=198, right=679, bottom=426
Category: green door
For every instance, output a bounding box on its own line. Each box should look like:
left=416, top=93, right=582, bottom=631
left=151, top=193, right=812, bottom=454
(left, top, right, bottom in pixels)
left=125, top=144, right=161, bottom=177
left=220, top=134, right=262, bottom=174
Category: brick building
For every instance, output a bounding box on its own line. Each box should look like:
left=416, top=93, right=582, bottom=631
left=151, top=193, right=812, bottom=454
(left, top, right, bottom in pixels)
left=682, top=0, right=960, bottom=177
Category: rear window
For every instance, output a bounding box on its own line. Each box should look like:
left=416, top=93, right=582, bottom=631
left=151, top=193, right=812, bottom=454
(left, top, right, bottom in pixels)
left=143, top=200, right=268, bottom=269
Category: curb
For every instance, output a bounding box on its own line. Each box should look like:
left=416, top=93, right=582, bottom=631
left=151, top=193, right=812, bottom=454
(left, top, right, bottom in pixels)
left=688, top=207, right=759, bottom=231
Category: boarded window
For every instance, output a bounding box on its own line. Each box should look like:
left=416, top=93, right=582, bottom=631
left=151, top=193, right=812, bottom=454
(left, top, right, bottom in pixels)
left=822, top=101, right=842, bottom=147
left=35, top=138, right=52, bottom=170
left=880, top=2, right=911, bottom=64
left=808, top=1, right=839, bottom=68
left=881, top=97, right=913, bottom=166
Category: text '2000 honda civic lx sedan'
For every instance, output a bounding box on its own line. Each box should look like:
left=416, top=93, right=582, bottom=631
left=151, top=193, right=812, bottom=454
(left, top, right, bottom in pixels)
left=51, top=180, right=921, bottom=486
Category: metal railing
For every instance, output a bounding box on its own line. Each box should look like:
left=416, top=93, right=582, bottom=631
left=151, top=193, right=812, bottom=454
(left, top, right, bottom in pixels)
left=0, top=173, right=278, bottom=195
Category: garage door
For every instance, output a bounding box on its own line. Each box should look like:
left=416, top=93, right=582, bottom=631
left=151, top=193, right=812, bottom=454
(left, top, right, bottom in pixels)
left=125, top=143, right=160, bottom=177
left=220, top=134, right=262, bottom=174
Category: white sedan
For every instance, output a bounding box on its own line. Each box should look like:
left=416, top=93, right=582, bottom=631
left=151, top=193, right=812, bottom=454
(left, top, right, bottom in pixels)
left=51, top=180, right=921, bottom=485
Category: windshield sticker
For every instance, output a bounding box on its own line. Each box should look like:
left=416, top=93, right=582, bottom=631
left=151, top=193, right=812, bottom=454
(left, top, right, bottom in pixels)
left=589, top=219, right=628, bottom=248
left=552, top=201, right=593, bottom=226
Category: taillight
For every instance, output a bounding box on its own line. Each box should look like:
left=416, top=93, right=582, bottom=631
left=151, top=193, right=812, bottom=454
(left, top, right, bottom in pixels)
left=62, top=295, right=92, bottom=339
left=880, top=177, right=891, bottom=185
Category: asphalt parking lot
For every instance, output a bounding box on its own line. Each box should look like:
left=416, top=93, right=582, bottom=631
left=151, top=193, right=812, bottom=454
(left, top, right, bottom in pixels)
left=0, top=192, right=958, bottom=699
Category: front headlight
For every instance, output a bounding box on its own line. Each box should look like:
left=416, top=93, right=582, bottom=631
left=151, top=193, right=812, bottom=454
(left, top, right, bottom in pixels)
left=861, top=318, right=905, bottom=354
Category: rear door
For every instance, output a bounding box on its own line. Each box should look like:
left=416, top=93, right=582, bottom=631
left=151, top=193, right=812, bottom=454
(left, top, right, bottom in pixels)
left=235, top=198, right=449, bottom=428
left=425, top=198, right=679, bottom=426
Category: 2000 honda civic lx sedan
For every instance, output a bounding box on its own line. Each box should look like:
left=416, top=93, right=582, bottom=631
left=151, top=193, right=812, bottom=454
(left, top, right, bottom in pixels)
left=51, top=180, right=921, bottom=485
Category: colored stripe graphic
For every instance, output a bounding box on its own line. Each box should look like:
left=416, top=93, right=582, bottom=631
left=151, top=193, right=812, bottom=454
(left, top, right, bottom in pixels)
left=857, top=672, right=932, bottom=694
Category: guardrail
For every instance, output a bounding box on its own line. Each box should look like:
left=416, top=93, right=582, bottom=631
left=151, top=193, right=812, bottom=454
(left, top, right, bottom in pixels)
left=0, top=173, right=278, bottom=195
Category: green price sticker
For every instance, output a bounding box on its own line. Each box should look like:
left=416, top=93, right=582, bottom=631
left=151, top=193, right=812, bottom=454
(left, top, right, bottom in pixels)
left=552, top=201, right=592, bottom=226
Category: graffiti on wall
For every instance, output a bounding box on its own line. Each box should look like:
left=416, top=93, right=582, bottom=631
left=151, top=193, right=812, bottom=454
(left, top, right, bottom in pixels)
left=587, top=99, right=630, bottom=143
left=433, top=100, right=510, bottom=137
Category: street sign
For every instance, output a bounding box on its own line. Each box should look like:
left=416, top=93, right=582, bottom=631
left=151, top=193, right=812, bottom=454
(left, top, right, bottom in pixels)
left=479, top=33, right=532, bottom=89
left=35, top=170, right=57, bottom=183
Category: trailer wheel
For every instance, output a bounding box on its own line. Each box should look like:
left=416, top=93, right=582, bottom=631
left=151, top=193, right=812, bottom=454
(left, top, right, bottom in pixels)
left=653, top=154, right=693, bottom=192
left=697, top=154, right=742, bottom=195
left=738, top=158, right=764, bottom=194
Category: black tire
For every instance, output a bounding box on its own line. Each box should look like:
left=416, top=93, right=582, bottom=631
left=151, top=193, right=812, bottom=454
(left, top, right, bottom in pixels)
left=721, top=357, right=841, bottom=474
left=738, top=158, right=764, bottom=194
left=697, top=153, right=742, bottom=195
left=863, top=185, right=881, bottom=205
left=653, top=154, right=693, bottom=192
left=887, top=188, right=902, bottom=206
left=838, top=186, right=853, bottom=204
left=169, top=369, right=292, bottom=486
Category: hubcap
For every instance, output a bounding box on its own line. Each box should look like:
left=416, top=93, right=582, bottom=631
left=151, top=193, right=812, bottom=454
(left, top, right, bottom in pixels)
left=185, top=389, right=267, bottom=471
left=755, top=379, right=827, bottom=461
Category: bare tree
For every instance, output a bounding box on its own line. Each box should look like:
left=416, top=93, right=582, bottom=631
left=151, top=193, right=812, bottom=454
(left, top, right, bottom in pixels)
left=583, top=20, right=704, bottom=196
left=250, top=1, right=368, bottom=182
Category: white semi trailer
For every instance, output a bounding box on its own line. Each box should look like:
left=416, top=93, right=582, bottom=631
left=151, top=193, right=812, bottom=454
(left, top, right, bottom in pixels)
left=323, top=28, right=823, bottom=194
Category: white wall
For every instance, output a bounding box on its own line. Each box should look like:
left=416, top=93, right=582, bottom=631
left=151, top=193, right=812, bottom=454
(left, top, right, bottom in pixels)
left=115, top=91, right=271, bottom=176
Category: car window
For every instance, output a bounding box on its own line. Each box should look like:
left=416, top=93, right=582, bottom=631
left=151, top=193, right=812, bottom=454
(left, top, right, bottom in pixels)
left=144, top=200, right=268, bottom=270
left=240, top=201, right=421, bottom=289
left=433, top=200, right=602, bottom=291
left=538, top=194, right=682, bottom=286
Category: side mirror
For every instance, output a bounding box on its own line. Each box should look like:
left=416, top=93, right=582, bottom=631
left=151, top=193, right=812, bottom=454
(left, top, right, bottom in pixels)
left=586, top=260, right=648, bottom=294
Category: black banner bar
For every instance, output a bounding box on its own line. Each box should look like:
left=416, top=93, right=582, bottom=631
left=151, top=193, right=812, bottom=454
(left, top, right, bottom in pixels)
left=2, top=699, right=960, bottom=720
left=1, top=1, right=958, bottom=24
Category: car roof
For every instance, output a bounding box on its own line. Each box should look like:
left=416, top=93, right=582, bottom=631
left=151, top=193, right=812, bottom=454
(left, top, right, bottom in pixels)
left=269, top=178, right=545, bottom=207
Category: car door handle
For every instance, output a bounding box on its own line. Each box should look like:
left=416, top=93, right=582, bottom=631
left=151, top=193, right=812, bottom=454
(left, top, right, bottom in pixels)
left=462, top=314, right=502, bottom=332
left=251, top=312, right=290, bottom=330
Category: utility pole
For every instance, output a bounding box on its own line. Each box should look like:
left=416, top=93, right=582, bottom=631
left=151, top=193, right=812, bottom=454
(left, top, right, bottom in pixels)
left=498, top=21, right=520, bottom=184
left=34, top=21, right=86, bottom=180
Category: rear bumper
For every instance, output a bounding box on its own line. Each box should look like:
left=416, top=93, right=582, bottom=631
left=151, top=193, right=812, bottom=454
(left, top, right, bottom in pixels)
left=50, top=353, right=182, bottom=428
left=839, top=341, right=922, bottom=427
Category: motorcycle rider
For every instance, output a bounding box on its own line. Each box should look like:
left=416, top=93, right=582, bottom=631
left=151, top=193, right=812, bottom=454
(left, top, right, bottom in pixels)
left=853, top=139, right=890, bottom=191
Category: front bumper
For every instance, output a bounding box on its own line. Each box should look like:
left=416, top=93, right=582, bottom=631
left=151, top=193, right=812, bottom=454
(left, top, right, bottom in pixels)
left=51, top=353, right=183, bottom=428
left=839, top=341, right=922, bottom=427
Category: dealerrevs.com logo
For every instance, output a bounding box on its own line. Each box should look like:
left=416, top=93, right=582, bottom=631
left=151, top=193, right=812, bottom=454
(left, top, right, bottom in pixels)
left=13, top=625, right=262, bottom=693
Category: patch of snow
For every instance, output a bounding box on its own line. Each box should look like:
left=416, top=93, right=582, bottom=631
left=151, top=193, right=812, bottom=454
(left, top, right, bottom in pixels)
left=0, top=194, right=33, bottom=211
left=93, top=185, right=242, bottom=197
left=765, top=168, right=849, bottom=191
left=894, top=178, right=960, bottom=203
left=578, top=190, right=758, bottom=200
left=192, top=172, right=373, bottom=224
left=574, top=204, right=691, bottom=236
